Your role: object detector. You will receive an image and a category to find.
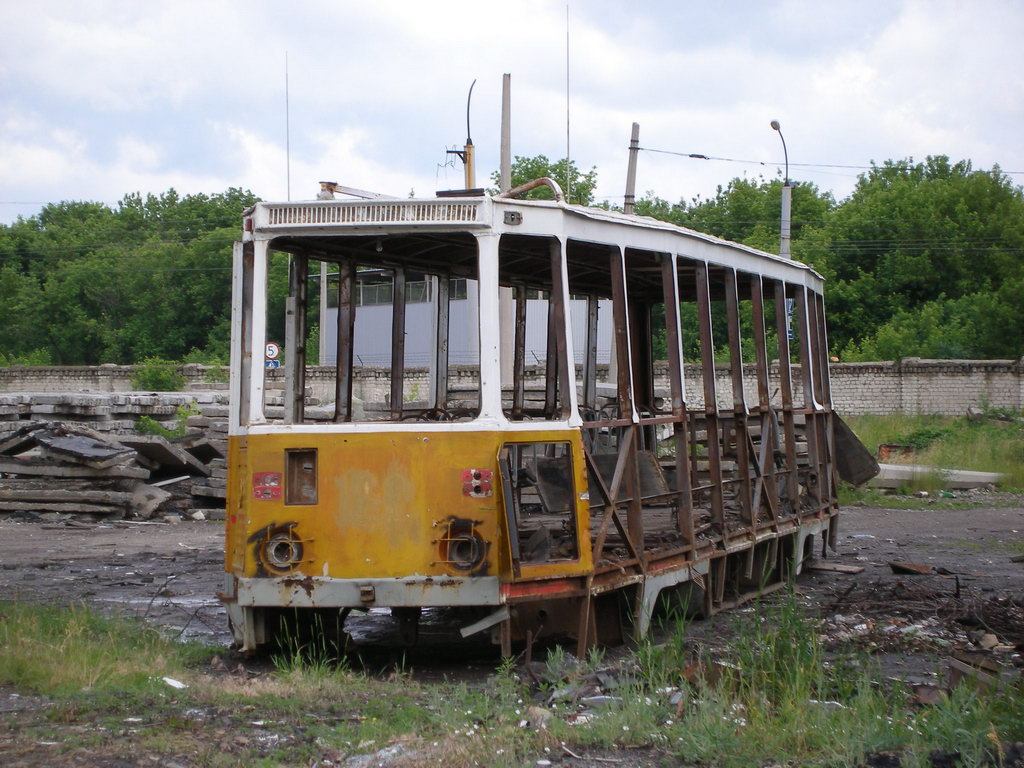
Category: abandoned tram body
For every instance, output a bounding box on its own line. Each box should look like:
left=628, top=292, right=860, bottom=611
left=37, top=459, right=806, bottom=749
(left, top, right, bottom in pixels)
left=222, top=190, right=838, bottom=653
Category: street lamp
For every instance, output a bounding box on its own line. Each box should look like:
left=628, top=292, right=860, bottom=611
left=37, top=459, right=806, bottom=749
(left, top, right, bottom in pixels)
left=771, top=120, right=792, bottom=259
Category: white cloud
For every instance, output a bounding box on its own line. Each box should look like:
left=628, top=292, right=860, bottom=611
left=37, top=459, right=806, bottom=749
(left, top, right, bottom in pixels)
left=2, top=0, right=1023, bottom=224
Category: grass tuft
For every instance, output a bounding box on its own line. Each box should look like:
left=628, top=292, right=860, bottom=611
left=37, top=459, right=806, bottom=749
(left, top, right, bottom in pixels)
left=847, top=412, right=1024, bottom=487
left=0, top=601, right=213, bottom=696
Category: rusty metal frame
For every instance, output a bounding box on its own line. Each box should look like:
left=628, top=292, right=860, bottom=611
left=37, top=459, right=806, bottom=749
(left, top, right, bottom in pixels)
left=511, top=284, right=527, bottom=418
left=694, top=262, right=725, bottom=532
left=236, top=241, right=254, bottom=426
left=390, top=267, right=407, bottom=420
left=749, top=274, right=780, bottom=529
left=333, top=258, right=357, bottom=422
left=284, top=253, right=308, bottom=425
left=661, top=254, right=695, bottom=548
left=723, top=267, right=754, bottom=534
left=774, top=280, right=800, bottom=514
left=433, top=272, right=451, bottom=411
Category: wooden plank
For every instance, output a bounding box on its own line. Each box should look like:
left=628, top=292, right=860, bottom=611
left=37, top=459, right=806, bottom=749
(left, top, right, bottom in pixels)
left=806, top=561, right=865, bottom=574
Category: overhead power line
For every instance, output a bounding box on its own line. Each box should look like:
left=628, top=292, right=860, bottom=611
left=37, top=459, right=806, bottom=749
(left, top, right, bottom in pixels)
left=636, top=147, right=1024, bottom=176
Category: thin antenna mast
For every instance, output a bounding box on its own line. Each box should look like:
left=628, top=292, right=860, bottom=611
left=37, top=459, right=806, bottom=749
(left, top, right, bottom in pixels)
left=285, top=51, right=291, bottom=201
left=565, top=4, right=571, bottom=203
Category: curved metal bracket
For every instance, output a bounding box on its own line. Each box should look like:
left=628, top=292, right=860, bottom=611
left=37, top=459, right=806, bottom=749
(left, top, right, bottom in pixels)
left=498, top=177, right=565, bottom=202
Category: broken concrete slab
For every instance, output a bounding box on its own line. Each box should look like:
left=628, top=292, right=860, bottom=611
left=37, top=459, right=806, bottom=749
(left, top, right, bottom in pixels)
left=0, top=501, right=125, bottom=515
left=129, top=483, right=173, bottom=520
left=869, top=463, right=1005, bottom=490
left=1, top=489, right=133, bottom=505
left=190, top=484, right=226, bottom=499
left=116, top=434, right=209, bottom=477
left=0, top=424, right=46, bottom=456
left=31, top=426, right=135, bottom=469
left=175, top=436, right=225, bottom=464
left=0, top=457, right=150, bottom=479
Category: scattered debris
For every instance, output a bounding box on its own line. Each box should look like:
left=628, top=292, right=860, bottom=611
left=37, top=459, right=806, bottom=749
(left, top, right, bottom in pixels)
left=889, top=562, right=934, bottom=575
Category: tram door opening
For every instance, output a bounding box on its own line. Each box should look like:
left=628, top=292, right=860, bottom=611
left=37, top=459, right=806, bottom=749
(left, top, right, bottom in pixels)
left=500, top=441, right=581, bottom=567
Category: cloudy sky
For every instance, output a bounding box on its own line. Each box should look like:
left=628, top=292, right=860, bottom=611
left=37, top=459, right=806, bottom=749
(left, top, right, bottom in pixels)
left=2, top=0, right=1022, bottom=224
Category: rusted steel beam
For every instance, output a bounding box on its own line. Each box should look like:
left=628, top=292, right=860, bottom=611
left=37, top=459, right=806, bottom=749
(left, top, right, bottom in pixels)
left=661, top=255, right=694, bottom=545
left=609, top=246, right=634, bottom=418
left=794, top=286, right=823, bottom=510
left=807, top=292, right=834, bottom=510
left=238, top=242, right=254, bottom=425
left=629, top=297, right=655, bottom=415
left=512, top=284, right=527, bottom=418
left=695, top=263, right=725, bottom=532
left=544, top=295, right=559, bottom=416
left=284, top=253, right=308, bottom=424
left=610, top=248, right=645, bottom=554
left=390, top=267, right=406, bottom=420
left=334, top=258, right=357, bottom=422
left=750, top=275, right=780, bottom=526
left=750, top=275, right=771, bottom=410
left=724, top=268, right=753, bottom=531
left=582, top=294, right=599, bottom=411
left=773, top=281, right=799, bottom=513
left=547, top=240, right=572, bottom=420
left=624, top=427, right=645, bottom=559
left=433, top=274, right=450, bottom=410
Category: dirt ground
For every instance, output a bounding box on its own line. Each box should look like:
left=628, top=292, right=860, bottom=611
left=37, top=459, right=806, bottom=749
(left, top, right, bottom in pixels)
left=1, top=498, right=1023, bottom=766
left=1, top=500, right=1022, bottom=655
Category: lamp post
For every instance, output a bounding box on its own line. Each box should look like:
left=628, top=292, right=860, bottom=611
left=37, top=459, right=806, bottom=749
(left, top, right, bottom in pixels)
left=771, top=120, right=792, bottom=259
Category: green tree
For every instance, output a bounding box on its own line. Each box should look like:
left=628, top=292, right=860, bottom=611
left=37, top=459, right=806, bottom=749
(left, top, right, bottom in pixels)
left=490, top=155, right=598, bottom=206
left=0, top=187, right=257, bottom=365
left=813, top=157, right=1024, bottom=358
left=634, top=176, right=835, bottom=253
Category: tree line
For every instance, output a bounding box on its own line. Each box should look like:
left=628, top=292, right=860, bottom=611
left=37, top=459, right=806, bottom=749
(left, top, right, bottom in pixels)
left=1, top=155, right=1021, bottom=366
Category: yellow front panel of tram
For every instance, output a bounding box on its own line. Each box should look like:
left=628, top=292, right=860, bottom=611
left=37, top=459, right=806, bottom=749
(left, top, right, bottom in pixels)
left=225, top=429, right=592, bottom=583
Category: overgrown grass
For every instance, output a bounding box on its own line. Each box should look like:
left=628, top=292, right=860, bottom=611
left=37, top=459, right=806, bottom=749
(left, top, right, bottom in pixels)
left=0, top=601, right=213, bottom=696
left=847, top=411, right=1024, bottom=487
left=555, top=592, right=1024, bottom=767
left=3, top=599, right=1023, bottom=767
left=837, top=483, right=987, bottom=508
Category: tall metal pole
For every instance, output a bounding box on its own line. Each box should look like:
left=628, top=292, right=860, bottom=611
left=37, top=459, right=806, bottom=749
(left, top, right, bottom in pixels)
left=463, top=80, right=476, bottom=189
left=771, top=120, right=791, bottom=259
left=623, top=122, right=640, bottom=215
left=564, top=4, right=571, bottom=203
left=500, top=74, right=512, bottom=193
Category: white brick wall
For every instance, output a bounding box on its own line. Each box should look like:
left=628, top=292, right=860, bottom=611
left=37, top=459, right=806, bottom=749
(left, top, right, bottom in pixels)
left=2, top=357, right=1021, bottom=416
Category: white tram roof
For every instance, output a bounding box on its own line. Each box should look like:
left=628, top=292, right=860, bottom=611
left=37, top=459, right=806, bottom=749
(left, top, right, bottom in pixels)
left=244, top=194, right=824, bottom=292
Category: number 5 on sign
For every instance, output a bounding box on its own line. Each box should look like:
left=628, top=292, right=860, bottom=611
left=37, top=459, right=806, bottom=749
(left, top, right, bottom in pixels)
left=265, top=342, right=281, bottom=360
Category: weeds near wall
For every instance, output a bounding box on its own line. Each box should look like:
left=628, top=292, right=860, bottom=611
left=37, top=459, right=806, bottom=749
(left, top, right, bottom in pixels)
left=130, top=357, right=185, bottom=392
left=135, top=402, right=199, bottom=439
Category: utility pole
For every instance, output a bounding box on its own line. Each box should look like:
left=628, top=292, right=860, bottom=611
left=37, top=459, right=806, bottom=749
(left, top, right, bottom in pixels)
left=623, top=122, right=640, bottom=215
left=771, top=120, right=792, bottom=259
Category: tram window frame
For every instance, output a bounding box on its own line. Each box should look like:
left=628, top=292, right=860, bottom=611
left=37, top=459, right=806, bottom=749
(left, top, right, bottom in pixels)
left=251, top=232, right=482, bottom=426
left=498, top=234, right=573, bottom=422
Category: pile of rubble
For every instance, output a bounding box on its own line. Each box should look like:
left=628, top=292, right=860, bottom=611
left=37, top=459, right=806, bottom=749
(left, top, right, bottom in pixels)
left=0, top=422, right=226, bottom=522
